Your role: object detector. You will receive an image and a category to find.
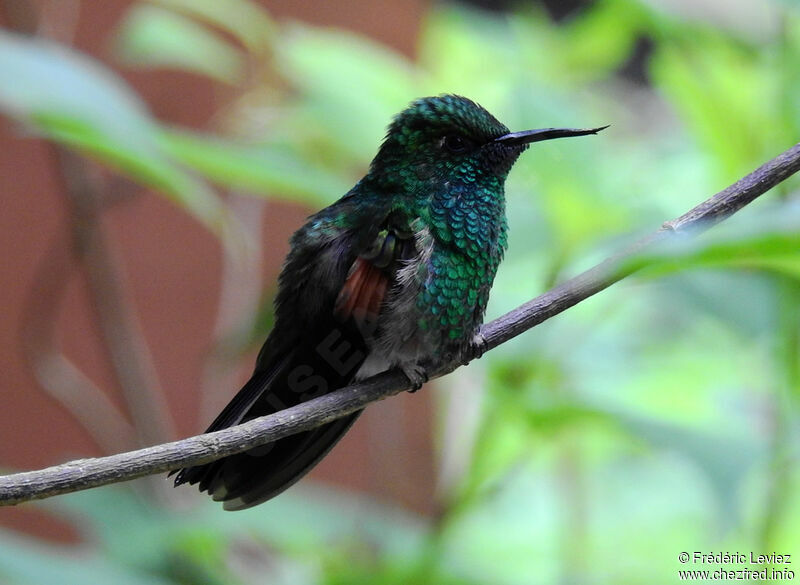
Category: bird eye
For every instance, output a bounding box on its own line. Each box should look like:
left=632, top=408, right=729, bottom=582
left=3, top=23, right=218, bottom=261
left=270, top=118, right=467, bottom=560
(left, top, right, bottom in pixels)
left=442, top=134, right=469, bottom=153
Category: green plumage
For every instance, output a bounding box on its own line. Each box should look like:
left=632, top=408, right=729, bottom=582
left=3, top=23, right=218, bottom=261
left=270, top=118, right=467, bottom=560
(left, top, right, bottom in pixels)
left=358, top=95, right=517, bottom=358
left=174, top=94, right=604, bottom=509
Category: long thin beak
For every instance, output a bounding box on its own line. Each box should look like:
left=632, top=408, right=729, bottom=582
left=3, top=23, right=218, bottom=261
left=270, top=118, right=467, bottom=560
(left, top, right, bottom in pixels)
left=494, top=125, right=609, bottom=147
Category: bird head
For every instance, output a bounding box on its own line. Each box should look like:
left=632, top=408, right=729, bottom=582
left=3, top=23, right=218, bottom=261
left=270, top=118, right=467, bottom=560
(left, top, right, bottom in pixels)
left=368, top=94, right=606, bottom=192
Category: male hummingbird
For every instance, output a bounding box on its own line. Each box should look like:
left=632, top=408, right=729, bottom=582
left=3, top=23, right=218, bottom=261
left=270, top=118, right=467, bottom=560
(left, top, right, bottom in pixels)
left=173, top=95, right=605, bottom=510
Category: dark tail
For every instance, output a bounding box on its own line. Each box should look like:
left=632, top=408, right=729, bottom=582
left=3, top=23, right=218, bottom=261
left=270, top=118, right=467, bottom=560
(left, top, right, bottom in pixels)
left=173, top=343, right=363, bottom=510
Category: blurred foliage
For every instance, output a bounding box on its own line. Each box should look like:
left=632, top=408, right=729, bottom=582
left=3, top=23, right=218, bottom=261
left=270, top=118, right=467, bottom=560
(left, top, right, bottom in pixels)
left=0, top=30, right=225, bottom=228
left=1, top=0, right=800, bottom=583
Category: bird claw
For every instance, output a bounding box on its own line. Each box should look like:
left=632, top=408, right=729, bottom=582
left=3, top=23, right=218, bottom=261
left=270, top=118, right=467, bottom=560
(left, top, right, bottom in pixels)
left=462, top=332, right=488, bottom=365
left=402, top=364, right=428, bottom=393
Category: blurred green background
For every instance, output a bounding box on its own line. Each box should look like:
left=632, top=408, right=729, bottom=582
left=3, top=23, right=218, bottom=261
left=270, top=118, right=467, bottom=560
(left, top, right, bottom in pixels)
left=0, top=0, right=799, bottom=583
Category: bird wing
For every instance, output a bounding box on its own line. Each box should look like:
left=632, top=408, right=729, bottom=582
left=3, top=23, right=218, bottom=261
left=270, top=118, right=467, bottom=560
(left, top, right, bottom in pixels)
left=173, top=208, right=419, bottom=509
left=333, top=219, right=416, bottom=336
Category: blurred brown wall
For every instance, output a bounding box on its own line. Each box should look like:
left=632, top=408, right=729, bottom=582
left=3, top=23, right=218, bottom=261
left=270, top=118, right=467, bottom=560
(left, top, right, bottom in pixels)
left=0, top=0, right=433, bottom=542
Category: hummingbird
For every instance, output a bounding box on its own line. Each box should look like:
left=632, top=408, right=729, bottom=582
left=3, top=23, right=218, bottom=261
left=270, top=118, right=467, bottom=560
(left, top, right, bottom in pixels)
left=173, top=95, right=605, bottom=510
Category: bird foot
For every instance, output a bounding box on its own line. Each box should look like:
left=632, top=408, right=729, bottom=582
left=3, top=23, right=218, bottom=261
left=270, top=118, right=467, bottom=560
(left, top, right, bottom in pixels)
left=462, top=332, right=488, bottom=365
left=402, top=363, right=429, bottom=393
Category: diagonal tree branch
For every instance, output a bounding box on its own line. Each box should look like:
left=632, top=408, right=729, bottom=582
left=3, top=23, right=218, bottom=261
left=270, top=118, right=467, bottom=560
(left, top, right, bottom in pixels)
left=1, top=142, right=799, bottom=507
left=480, top=141, right=800, bottom=351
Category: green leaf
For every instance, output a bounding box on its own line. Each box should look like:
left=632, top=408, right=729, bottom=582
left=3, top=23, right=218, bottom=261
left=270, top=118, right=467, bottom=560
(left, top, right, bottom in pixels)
left=649, top=28, right=788, bottom=181
left=0, top=530, right=173, bottom=585
left=611, top=409, right=761, bottom=528
left=0, top=31, right=225, bottom=230
left=520, top=396, right=758, bottom=528
left=160, top=129, right=353, bottom=205
left=152, top=0, right=277, bottom=54
left=276, top=24, right=418, bottom=161
left=622, top=206, right=800, bottom=280
left=559, top=0, right=653, bottom=79
left=419, top=6, right=525, bottom=101
left=47, top=484, right=427, bottom=573
left=114, top=3, right=246, bottom=84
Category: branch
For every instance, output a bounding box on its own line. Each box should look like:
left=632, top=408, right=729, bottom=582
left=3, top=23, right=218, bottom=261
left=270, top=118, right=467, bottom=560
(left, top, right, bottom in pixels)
left=481, top=141, right=800, bottom=351
left=2, top=142, right=799, bottom=507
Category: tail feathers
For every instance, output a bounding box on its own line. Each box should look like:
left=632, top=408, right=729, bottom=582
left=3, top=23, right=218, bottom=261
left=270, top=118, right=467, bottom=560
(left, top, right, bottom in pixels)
left=173, top=346, right=364, bottom=509
left=171, top=357, right=289, bottom=489
left=207, top=411, right=361, bottom=510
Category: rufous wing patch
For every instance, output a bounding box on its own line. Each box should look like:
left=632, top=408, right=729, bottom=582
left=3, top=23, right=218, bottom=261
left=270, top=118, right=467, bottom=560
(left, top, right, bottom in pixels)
left=334, top=257, right=387, bottom=335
